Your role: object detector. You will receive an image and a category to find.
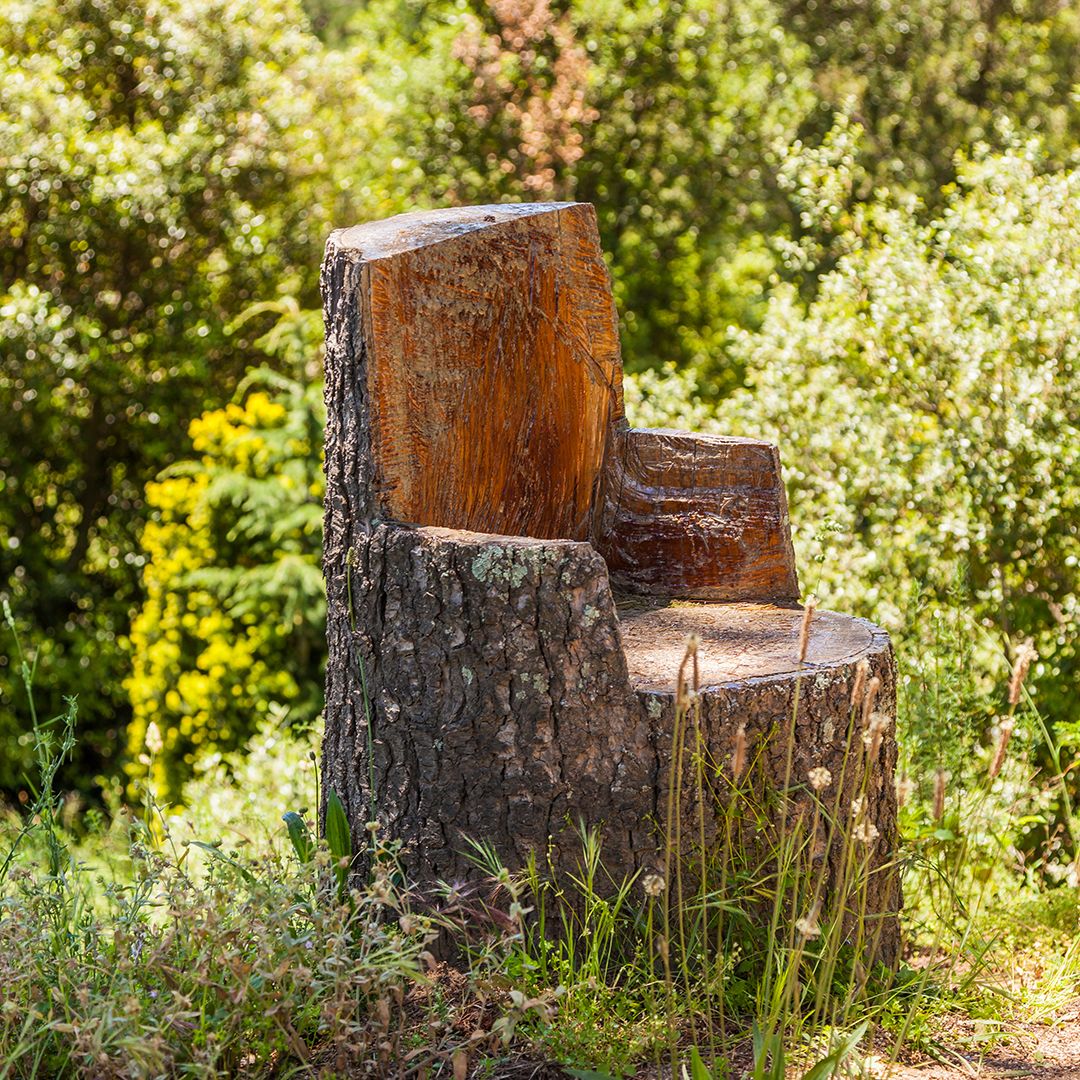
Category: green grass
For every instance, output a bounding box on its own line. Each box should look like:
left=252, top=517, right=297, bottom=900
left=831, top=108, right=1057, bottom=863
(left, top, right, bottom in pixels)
left=2, top=606, right=1079, bottom=1078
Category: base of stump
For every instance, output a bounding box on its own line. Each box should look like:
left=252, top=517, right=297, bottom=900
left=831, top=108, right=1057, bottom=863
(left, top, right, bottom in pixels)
left=321, top=526, right=901, bottom=964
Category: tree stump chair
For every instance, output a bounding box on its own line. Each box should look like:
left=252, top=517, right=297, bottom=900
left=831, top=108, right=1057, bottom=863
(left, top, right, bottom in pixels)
left=320, top=202, right=900, bottom=953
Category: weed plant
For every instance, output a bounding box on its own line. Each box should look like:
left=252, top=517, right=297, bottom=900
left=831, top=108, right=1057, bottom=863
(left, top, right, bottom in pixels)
left=2, top=599, right=1079, bottom=1078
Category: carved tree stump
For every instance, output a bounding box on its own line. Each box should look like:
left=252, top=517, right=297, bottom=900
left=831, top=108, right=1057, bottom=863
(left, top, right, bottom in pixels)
left=321, top=203, right=900, bottom=959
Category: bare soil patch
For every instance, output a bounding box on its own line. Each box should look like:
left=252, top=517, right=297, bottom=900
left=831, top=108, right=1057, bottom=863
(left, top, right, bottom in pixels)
left=874, top=1001, right=1080, bottom=1079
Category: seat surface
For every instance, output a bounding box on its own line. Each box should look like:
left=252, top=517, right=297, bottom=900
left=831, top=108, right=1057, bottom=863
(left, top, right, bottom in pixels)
left=617, top=599, right=879, bottom=692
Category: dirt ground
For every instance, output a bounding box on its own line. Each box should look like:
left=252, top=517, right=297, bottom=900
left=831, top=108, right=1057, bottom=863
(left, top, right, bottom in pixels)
left=881, top=1000, right=1080, bottom=1079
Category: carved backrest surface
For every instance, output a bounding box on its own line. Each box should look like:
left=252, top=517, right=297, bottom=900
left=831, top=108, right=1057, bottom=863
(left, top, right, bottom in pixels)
left=324, top=203, right=622, bottom=540
left=323, top=201, right=800, bottom=602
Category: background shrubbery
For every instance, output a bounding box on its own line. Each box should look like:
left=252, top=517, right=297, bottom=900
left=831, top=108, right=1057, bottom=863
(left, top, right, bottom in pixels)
left=2, top=0, right=1079, bottom=812
left=4, top=2, right=1080, bottom=1074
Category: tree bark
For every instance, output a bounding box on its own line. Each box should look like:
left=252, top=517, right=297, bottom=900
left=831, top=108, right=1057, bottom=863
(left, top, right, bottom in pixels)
left=321, top=520, right=900, bottom=958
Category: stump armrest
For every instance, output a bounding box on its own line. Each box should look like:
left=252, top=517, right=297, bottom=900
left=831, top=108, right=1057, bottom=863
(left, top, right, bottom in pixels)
left=593, top=426, right=800, bottom=602
left=322, top=523, right=651, bottom=876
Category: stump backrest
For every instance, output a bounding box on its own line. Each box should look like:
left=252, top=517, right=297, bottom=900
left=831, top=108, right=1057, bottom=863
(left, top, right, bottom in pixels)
left=323, top=203, right=621, bottom=541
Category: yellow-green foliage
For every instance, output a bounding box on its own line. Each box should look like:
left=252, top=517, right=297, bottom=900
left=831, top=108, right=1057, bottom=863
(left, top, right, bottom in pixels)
left=126, top=375, right=325, bottom=800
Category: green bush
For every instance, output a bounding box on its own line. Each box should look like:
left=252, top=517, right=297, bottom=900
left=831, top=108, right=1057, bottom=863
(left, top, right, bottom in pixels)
left=357, top=0, right=815, bottom=385
left=634, top=131, right=1080, bottom=749
left=0, top=0, right=381, bottom=790
left=125, top=356, right=325, bottom=800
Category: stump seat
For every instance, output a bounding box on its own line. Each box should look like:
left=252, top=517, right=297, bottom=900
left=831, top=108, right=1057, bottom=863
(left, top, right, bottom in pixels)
left=320, top=202, right=899, bottom=953
left=617, top=599, right=887, bottom=692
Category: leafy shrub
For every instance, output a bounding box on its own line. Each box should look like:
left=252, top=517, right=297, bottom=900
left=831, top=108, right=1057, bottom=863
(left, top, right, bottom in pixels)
left=362, top=0, right=814, bottom=384
left=783, top=0, right=1080, bottom=192
left=631, top=132, right=1080, bottom=749
left=0, top=0, right=382, bottom=790
left=125, top=368, right=325, bottom=800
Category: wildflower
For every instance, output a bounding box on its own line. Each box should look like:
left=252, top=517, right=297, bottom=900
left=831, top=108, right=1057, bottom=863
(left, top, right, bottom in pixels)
left=854, top=820, right=879, bottom=845
left=145, top=721, right=164, bottom=755
left=808, top=766, right=832, bottom=791
left=851, top=795, right=865, bottom=818
left=797, top=599, right=817, bottom=665
left=796, top=908, right=821, bottom=939
left=1008, top=640, right=1037, bottom=706
left=642, top=873, right=666, bottom=897
left=731, top=724, right=747, bottom=781
left=989, top=717, right=1015, bottom=780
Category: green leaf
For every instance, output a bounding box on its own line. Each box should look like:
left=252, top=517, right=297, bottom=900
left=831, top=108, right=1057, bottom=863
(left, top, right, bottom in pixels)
left=324, top=789, right=353, bottom=891
left=750, top=1023, right=784, bottom=1080
left=800, top=1020, right=869, bottom=1080
left=688, top=1046, right=713, bottom=1080
left=283, top=810, right=314, bottom=865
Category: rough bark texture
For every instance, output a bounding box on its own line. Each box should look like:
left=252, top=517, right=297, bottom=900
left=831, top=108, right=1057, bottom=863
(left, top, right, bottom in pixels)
left=319, top=521, right=900, bottom=957
left=626, top=601, right=900, bottom=962
left=320, top=200, right=900, bottom=961
left=321, top=525, right=656, bottom=882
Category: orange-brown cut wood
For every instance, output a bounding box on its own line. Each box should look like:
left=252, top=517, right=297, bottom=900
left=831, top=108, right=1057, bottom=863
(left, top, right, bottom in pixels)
left=594, top=427, right=799, bottom=600
left=334, top=203, right=621, bottom=540
left=326, top=202, right=798, bottom=599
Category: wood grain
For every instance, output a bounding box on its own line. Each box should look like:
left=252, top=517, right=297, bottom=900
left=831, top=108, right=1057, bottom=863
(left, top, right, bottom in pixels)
left=328, top=203, right=621, bottom=540
left=594, top=427, right=800, bottom=600
left=617, top=599, right=872, bottom=690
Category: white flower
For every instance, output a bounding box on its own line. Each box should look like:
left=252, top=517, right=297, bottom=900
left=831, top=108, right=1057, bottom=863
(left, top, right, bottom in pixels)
left=145, top=721, right=164, bottom=755
left=642, top=873, right=666, bottom=897
left=808, top=766, right=832, bottom=791
left=854, top=821, right=880, bottom=845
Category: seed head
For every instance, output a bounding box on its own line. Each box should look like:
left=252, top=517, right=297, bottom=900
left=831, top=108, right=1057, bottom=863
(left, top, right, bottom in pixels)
left=642, top=873, right=666, bottom=898
left=808, top=766, right=832, bottom=791
left=850, top=658, right=869, bottom=709
left=676, top=635, right=701, bottom=708
left=731, top=724, right=748, bottom=781
left=933, top=769, right=947, bottom=821
left=861, top=677, right=882, bottom=727
left=989, top=717, right=1015, bottom=780
left=796, top=905, right=822, bottom=939
left=896, top=775, right=914, bottom=807
left=1008, top=640, right=1037, bottom=707
left=862, top=711, right=891, bottom=760
left=797, top=599, right=817, bottom=665
left=854, top=820, right=879, bottom=845
left=145, top=721, right=164, bottom=756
